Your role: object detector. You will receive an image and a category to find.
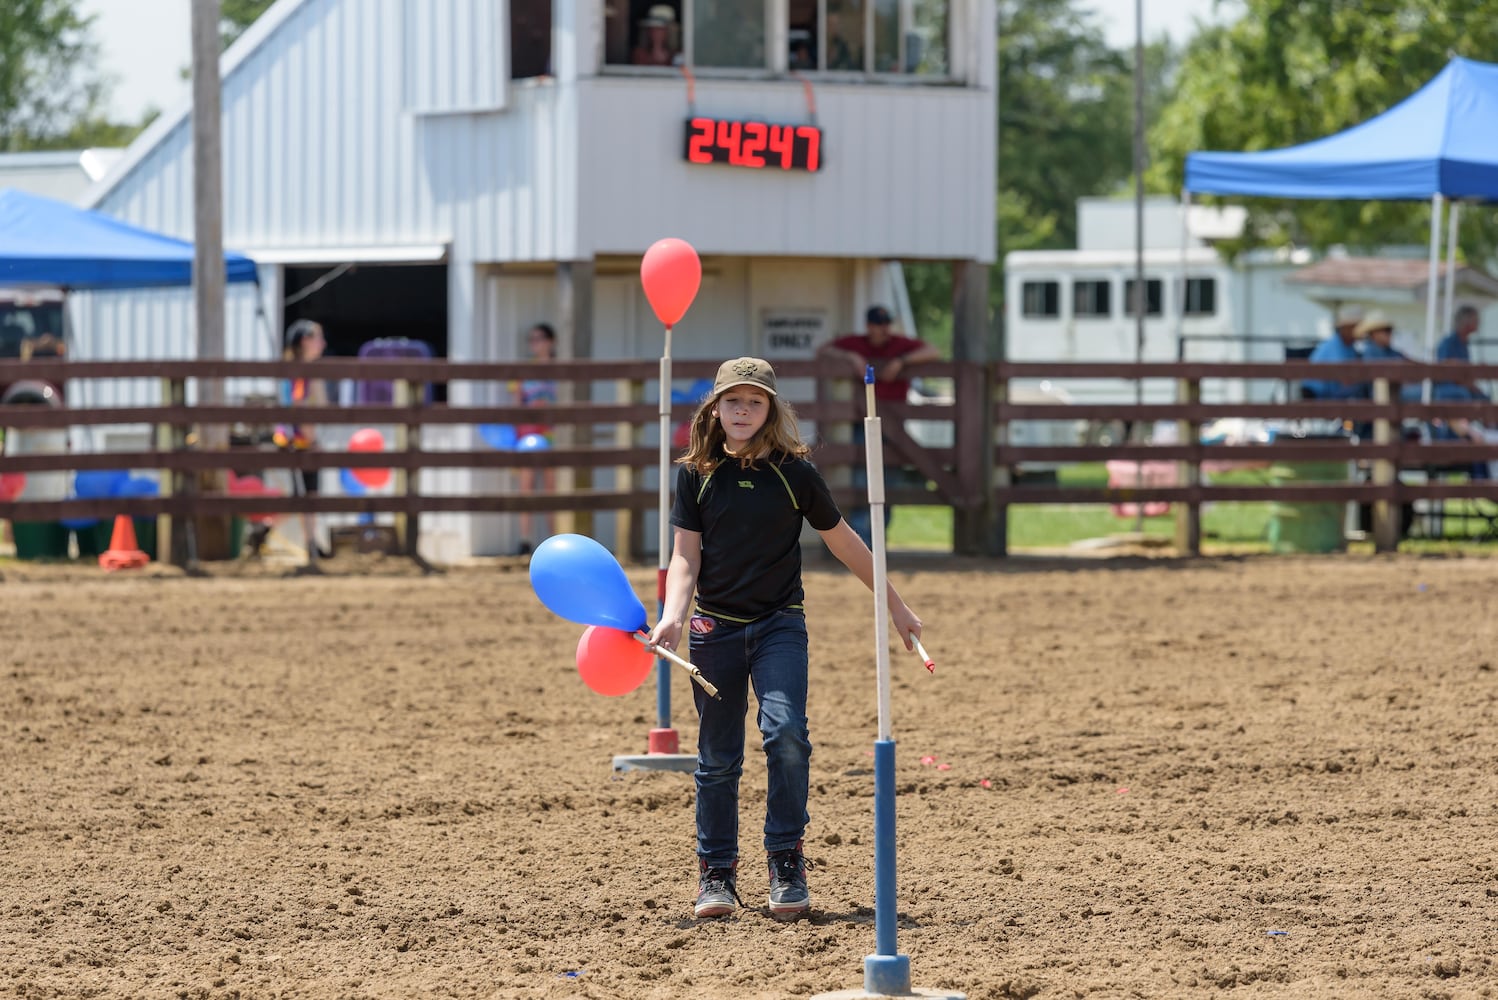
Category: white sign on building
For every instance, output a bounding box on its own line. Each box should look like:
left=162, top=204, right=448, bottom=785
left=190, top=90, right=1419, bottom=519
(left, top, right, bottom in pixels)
left=760, top=309, right=826, bottom=359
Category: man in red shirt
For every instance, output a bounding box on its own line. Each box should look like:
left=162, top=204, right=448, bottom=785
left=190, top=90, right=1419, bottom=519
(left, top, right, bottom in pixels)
left=817, top=306, right=941, bottom=545
left=819, top=305, right=940, bottom=401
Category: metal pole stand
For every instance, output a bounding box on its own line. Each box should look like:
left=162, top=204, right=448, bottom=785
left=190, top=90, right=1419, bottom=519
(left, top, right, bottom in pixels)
left=812, top=368, right=965, bottom=1000
left=614, top=328, right=696, bottom=773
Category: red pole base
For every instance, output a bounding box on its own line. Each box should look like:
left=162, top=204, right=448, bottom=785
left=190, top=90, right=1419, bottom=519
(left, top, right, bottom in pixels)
left=647, top=728, right=680, bottom=755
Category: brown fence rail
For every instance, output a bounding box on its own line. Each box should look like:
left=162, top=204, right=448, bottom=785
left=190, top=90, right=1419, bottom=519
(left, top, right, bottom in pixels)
left=5, top=358, right=1498, bottom=562
left=0, top=358, right=973, bottom=563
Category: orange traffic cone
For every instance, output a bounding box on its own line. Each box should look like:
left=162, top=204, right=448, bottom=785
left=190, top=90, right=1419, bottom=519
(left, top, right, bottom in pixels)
left=99, top=514, right=150, bottom=571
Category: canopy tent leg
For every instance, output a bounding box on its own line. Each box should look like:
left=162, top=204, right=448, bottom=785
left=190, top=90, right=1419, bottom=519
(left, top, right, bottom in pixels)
left=1442, top=199, right=1462, bottom=340
left=1422, top=193, right=1444, bottom=403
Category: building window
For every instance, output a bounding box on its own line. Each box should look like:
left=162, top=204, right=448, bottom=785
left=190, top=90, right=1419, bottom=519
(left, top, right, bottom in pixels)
left=694, top=0, right=767, bottom=68
left=1184, top=277, right=1216, bottom=317
left=823, top=0, right=865, bottom=69
left=606, top=0, right=683, bottom=67
left=1123, top=278, right=1163, bottom=317
left=511, top=0, right=553, bottom=78
left=1021, top=281, right=1060, bottom=318
left=606, top=0, right=946, bottom=73
left=1074, top=280, right=1111, bottom=318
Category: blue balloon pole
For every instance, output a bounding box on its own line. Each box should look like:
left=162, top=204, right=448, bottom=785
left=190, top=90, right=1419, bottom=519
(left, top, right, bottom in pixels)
left=861, top=364, right=912, bottom=996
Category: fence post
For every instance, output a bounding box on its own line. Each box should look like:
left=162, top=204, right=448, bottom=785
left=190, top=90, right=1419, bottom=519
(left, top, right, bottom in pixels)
left=396, top=378, right=423, bottom=560
left=1174, top=375, right=1201, bottom=555
left=1371, top=377, right=1399, bottom=553
left=991, top=365, right=1009, bottom=557
left=617, top=376, right=645, bottom=562
left=950, top=361, right=996, bottom=556
left=159, top=376, right=190, bottom=566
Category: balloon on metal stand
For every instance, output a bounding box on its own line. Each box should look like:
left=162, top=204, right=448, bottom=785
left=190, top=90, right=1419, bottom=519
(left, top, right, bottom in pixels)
left=628, top=237, right=706, bottom=773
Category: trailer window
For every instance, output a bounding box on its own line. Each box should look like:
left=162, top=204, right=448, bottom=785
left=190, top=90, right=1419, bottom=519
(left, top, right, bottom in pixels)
left=1020, top=281, right=1059, bottom=318
left=1184, top=277, right=1216, bottom=317
left=1073, top=280, right=1111, bottom=318
left=1124, top=278, right=1163, bottom=317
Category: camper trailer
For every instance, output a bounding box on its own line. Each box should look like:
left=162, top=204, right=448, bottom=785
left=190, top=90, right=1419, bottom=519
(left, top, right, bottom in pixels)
left=1003, top=197, right=1330, bottom=415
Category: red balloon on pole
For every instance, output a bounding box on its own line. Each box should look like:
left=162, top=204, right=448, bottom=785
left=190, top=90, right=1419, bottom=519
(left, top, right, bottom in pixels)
left=575, top=625, right=655, bottom=696
left=348, top=427, right=391, bottom=489
left=640, top=238, right=702, bottom=327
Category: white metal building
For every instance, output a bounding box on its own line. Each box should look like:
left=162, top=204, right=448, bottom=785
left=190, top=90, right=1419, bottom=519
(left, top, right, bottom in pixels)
left=71, top=0, right=996, bottom=562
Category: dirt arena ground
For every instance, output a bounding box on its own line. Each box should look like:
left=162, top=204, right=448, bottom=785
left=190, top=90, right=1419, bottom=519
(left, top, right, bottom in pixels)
left=2, top=551, right=1496, bottom=999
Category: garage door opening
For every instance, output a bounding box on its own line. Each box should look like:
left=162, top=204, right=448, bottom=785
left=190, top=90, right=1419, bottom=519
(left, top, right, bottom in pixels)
left=282, top=262, right=448, bottom=399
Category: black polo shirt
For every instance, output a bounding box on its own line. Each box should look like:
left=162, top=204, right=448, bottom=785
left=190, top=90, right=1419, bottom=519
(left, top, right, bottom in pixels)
left=671, top=451, right=842, bottom=622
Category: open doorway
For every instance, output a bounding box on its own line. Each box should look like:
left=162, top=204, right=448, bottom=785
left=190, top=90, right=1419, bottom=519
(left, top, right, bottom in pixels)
left=282, top=262, right=448, bottom=400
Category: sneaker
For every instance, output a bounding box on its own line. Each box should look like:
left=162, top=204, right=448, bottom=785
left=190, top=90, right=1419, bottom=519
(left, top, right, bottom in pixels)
left=767, top=842, right=810, bottom=919
left=695, top=860, right=741, bottom=918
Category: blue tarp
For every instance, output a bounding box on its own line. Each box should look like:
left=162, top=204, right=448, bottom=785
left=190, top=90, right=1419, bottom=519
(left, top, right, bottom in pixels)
left=0, top=188, right=259, bottom=289
left=1185, top=57, right=1498, bottom=201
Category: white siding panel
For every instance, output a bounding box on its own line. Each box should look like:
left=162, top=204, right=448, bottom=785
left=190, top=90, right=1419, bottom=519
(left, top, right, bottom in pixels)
left=402, top=0, right=507, bottom=114
left=429, top=84, right=576, bottom=263
left=96, top=0, right=451, bottom=259
left=576, top=78, right=995, bottom=262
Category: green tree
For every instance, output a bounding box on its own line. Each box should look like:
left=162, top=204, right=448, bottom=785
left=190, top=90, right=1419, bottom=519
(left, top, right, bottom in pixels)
left=221, top=0, right=276, bottom=49
left=1151, top=0, right=1498, bottom=260
left=0, top=0, right=106, bottom=150
left=906, top=0, right=1157, bottom=352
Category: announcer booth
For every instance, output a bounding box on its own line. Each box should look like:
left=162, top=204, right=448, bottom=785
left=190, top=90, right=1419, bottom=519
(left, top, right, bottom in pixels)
left=74, top=0, right=997, bottom=562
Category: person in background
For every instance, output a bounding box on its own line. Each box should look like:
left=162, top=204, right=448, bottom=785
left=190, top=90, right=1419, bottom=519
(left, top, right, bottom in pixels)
left=1303, top=304, right=1367, bottom=400
left=274, top=319, right=330, bottom=565
left=1435, top=304, right=1489, bottom=401
left=648, top=356, right=923, bottom=922
left=816, top=305, right=941, bottom=546
left=514, top=323, right=558, bottom=555
left=631, top=4, right=681, bottom=66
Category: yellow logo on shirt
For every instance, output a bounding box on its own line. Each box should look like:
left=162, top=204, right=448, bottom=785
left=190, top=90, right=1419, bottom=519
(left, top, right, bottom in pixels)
left=738, top=480, right=754, bottom=489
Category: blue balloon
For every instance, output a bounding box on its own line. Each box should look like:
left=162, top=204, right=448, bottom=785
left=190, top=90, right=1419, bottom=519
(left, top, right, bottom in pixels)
left=670, top=378, right=714, bottom=405
left=339, top=467, right=367, bottom=495
left=529, top=533, right=647, bottom=632
left=480, top=423, right=518, bottom=449
left=117, top=476, right=159, bottom=498
left=74, top=469, right=130, bottom=499
left=517, top=433, right=551, bottom=452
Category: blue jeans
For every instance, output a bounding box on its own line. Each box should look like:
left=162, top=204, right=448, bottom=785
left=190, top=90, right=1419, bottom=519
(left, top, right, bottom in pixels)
left=689, top=609, right=811, bottom=866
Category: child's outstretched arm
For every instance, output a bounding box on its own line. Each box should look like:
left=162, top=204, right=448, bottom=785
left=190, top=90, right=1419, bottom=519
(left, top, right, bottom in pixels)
left=648, top=527, right=702, bottom=654
left=817, top=519, right=922, bottom=650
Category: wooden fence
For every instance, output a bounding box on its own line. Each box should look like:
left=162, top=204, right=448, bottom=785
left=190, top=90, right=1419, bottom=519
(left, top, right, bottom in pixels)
left=3, top=357, right=1498, bottom=562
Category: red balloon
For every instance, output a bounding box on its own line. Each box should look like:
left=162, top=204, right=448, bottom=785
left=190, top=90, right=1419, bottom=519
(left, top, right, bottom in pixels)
left=575, top=625, right=654, bottom=697
left=640, top=237, right=702, bottom=327
left=348, top=428, right=391, bottom=488
left=349, top=427, right=385, bottom=452
left=0, top=471, right=25, bottom=502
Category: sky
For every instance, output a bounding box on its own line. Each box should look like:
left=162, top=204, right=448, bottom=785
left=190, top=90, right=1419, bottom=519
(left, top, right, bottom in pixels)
left=83, top=0, right=1227, bottom=123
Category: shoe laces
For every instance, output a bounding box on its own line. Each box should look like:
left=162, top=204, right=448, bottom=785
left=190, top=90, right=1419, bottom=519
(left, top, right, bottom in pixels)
left=770, top=847, right=810, bottom=878
left=699, top=865, right=743, bottom=905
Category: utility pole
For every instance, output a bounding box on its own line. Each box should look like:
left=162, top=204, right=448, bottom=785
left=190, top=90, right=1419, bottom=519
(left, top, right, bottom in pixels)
left=1132, top=0, right=1146, bottom=535
left=190, top=0, right=231, bottom=558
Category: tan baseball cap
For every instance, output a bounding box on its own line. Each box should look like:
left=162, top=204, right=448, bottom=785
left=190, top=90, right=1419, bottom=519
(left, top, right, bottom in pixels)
left=712, top=357, right=778, bottom=396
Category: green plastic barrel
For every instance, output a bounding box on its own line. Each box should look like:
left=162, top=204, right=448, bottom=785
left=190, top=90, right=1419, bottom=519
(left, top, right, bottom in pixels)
left=13, top=522, right=69, bottom=560
left=1268, top=461, right=1349, bottom=554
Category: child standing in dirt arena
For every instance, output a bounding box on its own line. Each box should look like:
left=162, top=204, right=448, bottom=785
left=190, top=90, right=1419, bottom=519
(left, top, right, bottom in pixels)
left=647, top=357, right=924, bottom=921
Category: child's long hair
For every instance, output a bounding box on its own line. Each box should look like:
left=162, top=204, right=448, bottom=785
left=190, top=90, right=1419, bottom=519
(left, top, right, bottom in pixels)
left=680, top=387, right=811, bottom=473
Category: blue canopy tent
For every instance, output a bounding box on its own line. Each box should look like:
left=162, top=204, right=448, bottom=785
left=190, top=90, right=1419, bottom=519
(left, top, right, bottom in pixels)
left=1184, top=56, right=1498, bottom=361
left=0, top=187, right=259, bottom=289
